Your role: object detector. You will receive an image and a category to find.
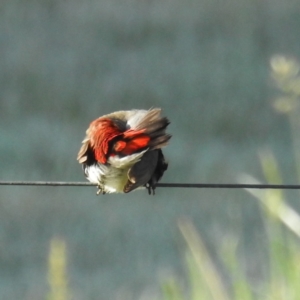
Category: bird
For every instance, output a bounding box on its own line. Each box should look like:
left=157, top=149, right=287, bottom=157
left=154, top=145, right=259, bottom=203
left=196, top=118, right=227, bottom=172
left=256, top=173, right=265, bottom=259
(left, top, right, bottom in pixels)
left=77, top=108, right=171, bottom=195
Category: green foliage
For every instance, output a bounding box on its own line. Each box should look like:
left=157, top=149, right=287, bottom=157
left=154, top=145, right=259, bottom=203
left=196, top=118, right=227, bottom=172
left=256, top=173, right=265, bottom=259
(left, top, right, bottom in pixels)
left=161, top=181, right=300, bottom=300
left=47, top=238, right=70, bottom=300
left=160, top=56, right=300, bottom=300
left=1, top=0, right=300, bottom=298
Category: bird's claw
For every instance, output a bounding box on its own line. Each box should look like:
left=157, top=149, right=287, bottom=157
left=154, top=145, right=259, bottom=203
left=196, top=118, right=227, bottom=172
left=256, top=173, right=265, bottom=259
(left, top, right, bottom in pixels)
left=145, top=183, right=155, bottom=195
left=96, top=186, right=106, bottom=195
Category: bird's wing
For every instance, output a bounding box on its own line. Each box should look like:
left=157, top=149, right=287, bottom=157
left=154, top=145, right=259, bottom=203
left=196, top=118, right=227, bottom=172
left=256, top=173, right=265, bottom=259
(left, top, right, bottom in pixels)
left=123, top=150, right=158, bottom=193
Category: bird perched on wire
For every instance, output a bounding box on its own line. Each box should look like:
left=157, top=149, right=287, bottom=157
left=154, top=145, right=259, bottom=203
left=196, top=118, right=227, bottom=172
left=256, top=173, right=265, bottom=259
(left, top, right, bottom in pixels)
left=77, top=108, right=171, bottom=195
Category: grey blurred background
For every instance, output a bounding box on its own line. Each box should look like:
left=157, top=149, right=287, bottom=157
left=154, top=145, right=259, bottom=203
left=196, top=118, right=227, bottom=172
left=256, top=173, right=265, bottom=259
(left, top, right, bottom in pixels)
left=0, top=0, right=300, bottom=299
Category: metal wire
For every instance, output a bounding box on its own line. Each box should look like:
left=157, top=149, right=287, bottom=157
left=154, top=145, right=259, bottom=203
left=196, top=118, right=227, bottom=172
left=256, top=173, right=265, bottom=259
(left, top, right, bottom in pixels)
left=0, top=181, right=299, bottom=189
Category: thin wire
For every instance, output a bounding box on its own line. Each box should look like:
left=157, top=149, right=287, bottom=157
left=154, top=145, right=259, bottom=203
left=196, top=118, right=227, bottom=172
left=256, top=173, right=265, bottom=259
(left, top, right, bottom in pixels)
left=0, top=181, right=300, bottom=189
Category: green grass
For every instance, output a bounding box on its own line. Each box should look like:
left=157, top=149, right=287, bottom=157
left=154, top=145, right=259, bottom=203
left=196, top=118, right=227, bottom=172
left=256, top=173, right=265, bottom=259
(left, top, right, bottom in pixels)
left=160, top=56, right=300, bottom=300
left=161, top=163, right=300, bottom=300
left=47, top=238, right=70, bottom=300
left=1, top=1, right=300, bottom=297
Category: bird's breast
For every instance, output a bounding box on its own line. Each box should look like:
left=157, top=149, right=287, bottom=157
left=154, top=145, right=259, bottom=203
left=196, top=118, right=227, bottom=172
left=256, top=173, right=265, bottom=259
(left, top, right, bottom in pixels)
left=84, top=163, right=130, bottom=193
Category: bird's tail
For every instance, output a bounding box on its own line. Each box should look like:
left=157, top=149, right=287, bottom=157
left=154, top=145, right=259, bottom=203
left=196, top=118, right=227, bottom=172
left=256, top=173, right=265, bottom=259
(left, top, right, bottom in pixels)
left=123, top=108, right=171, bottom=152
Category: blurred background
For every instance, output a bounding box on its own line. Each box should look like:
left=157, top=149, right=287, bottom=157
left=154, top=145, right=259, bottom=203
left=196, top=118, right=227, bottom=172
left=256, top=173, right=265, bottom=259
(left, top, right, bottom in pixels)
left=1, top=0, right=300, bottom=299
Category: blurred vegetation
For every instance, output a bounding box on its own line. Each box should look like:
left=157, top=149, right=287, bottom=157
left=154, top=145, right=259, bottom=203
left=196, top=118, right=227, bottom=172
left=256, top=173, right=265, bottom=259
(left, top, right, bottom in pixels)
left=1, top=0, right=300, bottom=299
left=162, top=197, right=300, bottom=300
left=160, top=56, right=300, bottom=300
left=47, top=238, right=70, bottom=300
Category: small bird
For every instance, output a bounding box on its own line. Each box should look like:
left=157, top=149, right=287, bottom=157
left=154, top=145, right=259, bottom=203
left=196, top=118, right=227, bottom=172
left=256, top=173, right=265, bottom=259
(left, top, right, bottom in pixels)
left=77, top=108, right=171, bottom=195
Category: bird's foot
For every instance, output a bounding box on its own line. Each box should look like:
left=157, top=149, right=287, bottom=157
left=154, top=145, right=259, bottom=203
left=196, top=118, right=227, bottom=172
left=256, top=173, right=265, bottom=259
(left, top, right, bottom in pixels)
left=96, top=186, right=106, bottom=195
left=145, top=183, right=155, bottom=195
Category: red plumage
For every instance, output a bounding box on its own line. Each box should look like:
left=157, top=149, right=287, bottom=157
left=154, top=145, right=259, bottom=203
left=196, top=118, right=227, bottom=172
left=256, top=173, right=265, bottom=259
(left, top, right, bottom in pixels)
left=89, top=118, right=122, bottom=163
left=114, top=135, right=151, bottom=155
left=77, top=108, right=171, bottom=194
left=89, top=118, right=152, bottom=163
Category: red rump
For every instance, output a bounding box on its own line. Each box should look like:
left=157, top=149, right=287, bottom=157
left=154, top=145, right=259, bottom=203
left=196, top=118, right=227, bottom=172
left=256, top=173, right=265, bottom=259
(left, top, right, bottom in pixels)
left=114, top=140, right=127, bottom=152
left=90, top=119, right=150, bottom=164
left=114, top=135, right=150, bottom=155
